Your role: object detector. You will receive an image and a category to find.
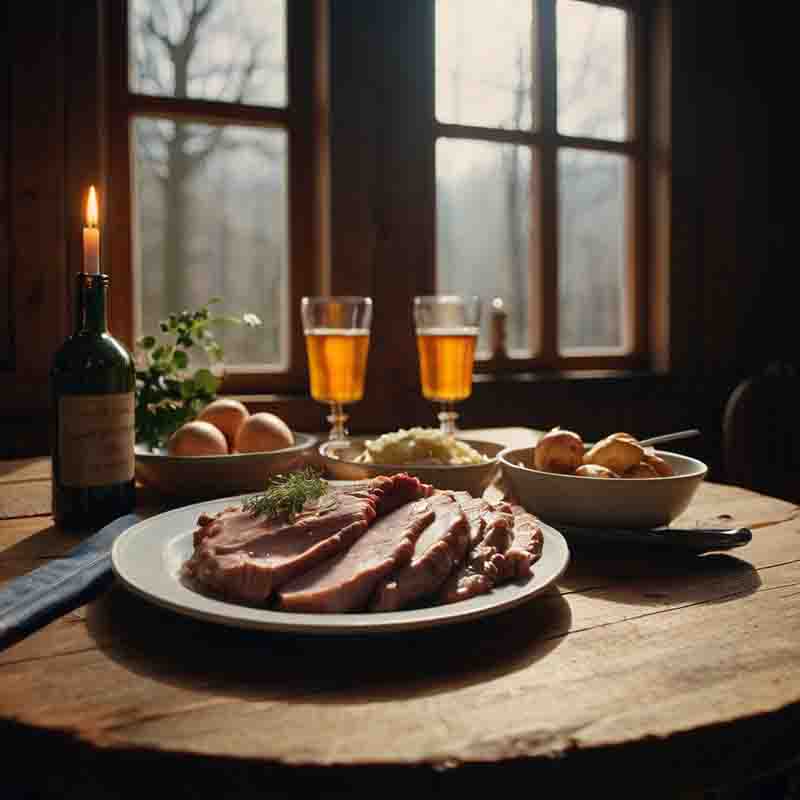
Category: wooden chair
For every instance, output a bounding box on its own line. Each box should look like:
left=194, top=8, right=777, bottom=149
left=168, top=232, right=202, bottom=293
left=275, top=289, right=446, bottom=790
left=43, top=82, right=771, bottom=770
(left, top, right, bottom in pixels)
left=722, top=362, right=800, bottom=503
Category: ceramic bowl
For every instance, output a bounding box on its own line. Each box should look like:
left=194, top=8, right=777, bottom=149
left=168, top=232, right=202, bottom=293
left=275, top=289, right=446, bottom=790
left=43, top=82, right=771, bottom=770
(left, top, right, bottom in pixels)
left=135, top=433, right=318, bottom=499
left=498, top=446, right=708, bottom=529
left=318, top=436, right=503, bottom=496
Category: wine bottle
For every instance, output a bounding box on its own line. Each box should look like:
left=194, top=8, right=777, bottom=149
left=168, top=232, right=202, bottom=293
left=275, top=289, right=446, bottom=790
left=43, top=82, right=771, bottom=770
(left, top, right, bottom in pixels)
left=51, top=273, right=136, bottom=529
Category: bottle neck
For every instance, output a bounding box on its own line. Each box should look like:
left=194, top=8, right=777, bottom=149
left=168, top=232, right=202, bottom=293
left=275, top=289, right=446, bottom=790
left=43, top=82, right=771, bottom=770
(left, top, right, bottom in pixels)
left=75, top=273, right=109, bottom=334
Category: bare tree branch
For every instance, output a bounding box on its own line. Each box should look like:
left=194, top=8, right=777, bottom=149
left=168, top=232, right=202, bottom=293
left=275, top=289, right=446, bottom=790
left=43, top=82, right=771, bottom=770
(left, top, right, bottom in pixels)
left=234, top=39, right=264, bottom=102
left=184, top=0, right=215, bottom=50
left=186, top=126, right=227, bottom=170
left=144, top=13, right=173, bottom=55
left=137, top=35, right=168, bottom=93
left=137, top=122, right=171, bottom=183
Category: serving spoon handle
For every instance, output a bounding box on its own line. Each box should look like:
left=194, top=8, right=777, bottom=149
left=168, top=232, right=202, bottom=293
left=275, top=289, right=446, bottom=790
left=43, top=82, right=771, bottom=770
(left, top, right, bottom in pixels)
left=639, top=429, right=701, bottom=448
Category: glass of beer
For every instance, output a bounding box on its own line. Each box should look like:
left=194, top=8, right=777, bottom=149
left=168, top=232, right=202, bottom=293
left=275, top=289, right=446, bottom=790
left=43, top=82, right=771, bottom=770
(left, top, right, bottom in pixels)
left=413, top=295, right=481, bottom=435
left=301, top=296, right=372, bottom=440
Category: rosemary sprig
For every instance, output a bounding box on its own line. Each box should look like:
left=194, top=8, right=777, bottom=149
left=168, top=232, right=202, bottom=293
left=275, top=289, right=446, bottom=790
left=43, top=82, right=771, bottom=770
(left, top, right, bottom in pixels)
left=243, top=468, right=329, bottom=520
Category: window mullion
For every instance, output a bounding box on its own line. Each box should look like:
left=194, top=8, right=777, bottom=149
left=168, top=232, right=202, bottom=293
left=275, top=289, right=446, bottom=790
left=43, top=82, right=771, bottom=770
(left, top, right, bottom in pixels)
left=286, top=0, right=325, bottom=383
left=106, top=0, right=134, bottom=350
left=628, top=3, right=648, bottom=360
left=127, top=94, right=291, bottom=129
left=535, top=0, right=558, bottom=364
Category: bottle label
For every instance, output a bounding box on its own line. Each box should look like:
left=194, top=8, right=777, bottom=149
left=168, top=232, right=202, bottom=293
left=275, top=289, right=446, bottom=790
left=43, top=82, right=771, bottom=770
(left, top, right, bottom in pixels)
left=59, top=393, right=135, bottom=487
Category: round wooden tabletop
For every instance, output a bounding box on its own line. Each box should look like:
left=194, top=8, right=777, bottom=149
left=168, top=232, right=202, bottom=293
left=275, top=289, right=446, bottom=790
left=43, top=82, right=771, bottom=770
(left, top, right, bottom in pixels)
left=1, top=429, right=799, bottom=798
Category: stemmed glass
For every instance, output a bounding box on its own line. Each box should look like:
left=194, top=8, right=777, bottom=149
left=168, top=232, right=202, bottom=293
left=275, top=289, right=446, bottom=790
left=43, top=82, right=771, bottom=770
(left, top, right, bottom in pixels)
left=413, top=295, right=481, bottom=435
left=301, top=296, right=372, bottom=440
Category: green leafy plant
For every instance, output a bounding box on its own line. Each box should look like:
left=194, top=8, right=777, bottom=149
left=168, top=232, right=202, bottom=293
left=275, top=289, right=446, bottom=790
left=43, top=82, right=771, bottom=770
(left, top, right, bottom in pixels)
left=135, top=299, right=262, bottom=450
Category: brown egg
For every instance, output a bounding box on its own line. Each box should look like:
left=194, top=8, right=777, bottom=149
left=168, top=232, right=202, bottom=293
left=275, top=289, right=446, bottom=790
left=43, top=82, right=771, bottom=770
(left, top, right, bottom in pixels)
left=533, top=427, right=584, bottom=474
left=198, top=398, right=250, bottom=447
left=167, top=421, right=229, bottom=457
left=575, top=464, right=619, bottom=479
left=234, top=412, right=294, bottom=453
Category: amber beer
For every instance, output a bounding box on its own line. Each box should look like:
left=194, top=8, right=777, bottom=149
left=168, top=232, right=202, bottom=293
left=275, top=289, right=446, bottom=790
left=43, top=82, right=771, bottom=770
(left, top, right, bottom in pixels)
left=416, top=326, right=478, bottom=402
left=305, top=328, right=370, bottom=405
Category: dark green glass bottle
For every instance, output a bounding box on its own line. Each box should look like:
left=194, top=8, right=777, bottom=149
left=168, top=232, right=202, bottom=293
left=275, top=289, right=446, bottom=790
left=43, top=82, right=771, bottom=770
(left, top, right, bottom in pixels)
left=51, top=273, right=136, bottom=530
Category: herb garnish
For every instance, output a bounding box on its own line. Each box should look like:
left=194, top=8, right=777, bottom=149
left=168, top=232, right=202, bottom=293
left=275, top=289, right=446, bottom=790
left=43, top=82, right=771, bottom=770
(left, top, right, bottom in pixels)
left=243, top=468, right=329, bottom=520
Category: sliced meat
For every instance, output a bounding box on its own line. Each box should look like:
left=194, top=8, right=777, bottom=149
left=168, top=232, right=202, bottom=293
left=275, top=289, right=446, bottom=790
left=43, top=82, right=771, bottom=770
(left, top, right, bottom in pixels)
left=184, top=473, right=429, bottom=605
left=438, top=503, right=516, bottom=604
left=370, top=473, right=434, bottom=515
left=276, top=498, right=437, bottom=613
left=369, top=494, right=470, bottom=612
left=449, top=492, right=490, bottom=547
left=499, top=504, right=544, bottom=581
left=185, top=520, right=371, bottom=606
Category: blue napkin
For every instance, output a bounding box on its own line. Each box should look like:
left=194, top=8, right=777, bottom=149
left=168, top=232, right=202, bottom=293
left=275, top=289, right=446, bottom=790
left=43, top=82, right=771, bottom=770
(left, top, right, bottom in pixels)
left=0, top=513, right=142, bottom=652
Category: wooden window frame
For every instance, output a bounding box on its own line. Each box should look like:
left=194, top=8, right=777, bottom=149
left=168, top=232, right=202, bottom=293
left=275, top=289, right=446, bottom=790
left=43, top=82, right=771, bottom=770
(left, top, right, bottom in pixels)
left=435, top=0, right=649, bottom=375
left=105, top=0, right=327, bottom=394
left=322, top=0, right=658, bottom=434
left=97, top=0, right=663, bottom=436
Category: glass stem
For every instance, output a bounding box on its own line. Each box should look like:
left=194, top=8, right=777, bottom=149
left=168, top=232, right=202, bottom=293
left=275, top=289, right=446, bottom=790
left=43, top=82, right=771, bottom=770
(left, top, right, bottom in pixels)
left=327, top=402, right=349, bottom=440
left=437, top=401, right=459, bottom=436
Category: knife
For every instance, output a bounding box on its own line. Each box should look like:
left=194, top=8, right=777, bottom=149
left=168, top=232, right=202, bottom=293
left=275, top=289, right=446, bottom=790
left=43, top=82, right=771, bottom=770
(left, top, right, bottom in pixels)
left=0, top=513, right=143, bottom=652
left=558, top=525, right=752, bottom=554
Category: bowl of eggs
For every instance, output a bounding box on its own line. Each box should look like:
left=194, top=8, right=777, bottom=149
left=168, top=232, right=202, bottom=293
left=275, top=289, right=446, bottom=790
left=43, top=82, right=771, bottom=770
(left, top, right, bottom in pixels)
left=499, top=427, right=707, bottom=529
left=135, top=399, right=317, bottom=499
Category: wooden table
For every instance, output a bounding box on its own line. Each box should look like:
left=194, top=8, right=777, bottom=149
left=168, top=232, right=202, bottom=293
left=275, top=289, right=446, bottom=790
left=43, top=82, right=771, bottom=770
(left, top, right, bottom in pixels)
left=1, top=428, right=799, bottom=798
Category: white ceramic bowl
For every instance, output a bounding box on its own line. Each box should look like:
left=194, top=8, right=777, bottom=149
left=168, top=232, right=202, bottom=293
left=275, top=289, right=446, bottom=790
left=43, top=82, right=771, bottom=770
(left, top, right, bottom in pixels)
left=498, top=446, right=708, bottom=529
left=318, top=436, right=502, bottom=496
left=135, top=433, right=318, bottom=499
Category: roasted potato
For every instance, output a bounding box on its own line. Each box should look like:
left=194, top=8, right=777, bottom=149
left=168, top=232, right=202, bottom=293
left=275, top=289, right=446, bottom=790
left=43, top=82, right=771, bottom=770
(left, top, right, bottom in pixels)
left=642, top=449, right=674, bottom=477
left=533, top=427, right=584, bottom=474
left=583, top=435, right=644, bottom=474
left=623, top=462, right=660, bottom=479
left=575, top=464, right=619, bottom=479
left=608, top=432, right=638, bottom=443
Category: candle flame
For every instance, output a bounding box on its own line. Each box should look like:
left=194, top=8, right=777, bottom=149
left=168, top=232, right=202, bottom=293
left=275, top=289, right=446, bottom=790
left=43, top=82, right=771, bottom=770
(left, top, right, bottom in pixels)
left=86, top=186, right=99, bottom=227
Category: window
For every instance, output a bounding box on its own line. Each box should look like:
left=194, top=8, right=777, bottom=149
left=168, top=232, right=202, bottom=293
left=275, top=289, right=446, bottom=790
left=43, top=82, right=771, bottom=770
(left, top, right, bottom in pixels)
left=435, top=0, right=646, bottom=368
left=110, top=0, right=324, bottom=389
left=107, top=0, right=651, bottom=418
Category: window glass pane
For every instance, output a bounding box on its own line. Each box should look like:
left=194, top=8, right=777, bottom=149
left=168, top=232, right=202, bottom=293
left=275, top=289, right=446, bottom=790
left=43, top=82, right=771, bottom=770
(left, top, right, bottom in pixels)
left=557, top=0, right=627, bottom=140
left=558, top=148, right=627, bottom=352
left=436, top=0, right=533, bottom=130
left=133, top=117, right=288, bottom=366
left=130, top=0, right=286, bottom=107
left=437, top=138, right=533, bottom=355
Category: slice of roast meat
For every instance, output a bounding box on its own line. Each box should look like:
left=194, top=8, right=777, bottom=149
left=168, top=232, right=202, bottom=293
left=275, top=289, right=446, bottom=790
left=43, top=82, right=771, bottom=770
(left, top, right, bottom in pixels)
left=448, top=491, right=489, bottom=548
left=438, top=503, right=516, bottom=604
left=500, top=504, right=544, bottom=581
left=276, top=498, right=437, bottom=613
left=369, top=494, right=470, bottom=612
left=370, top=473, right=434, bottom=514
left=184, top=473, right=430, bottom=605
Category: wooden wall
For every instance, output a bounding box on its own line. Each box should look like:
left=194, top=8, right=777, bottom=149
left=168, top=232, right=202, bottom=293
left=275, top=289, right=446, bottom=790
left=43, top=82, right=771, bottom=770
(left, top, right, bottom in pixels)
left=0, top=2, right=103, bottom=457
left=0, top=2, right=787, bottom=488
left=0, top=0, right=11, bottom=369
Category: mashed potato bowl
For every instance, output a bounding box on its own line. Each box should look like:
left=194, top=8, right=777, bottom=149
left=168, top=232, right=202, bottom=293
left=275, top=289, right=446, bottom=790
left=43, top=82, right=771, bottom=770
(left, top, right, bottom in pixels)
left=135, top=433, right=318, bottom=499
left=319, top=435, right=503, bottom=496
left=499, top=446, right=708, bottom=529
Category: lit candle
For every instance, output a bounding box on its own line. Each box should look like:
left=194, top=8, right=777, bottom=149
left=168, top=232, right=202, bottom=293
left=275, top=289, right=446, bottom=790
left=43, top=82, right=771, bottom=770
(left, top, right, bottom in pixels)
left=83, top=185, right=100, bottom=274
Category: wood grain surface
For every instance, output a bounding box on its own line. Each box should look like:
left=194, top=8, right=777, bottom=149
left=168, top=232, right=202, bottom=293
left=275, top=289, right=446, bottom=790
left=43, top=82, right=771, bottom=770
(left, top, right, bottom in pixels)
left=1, top=428, right=799, bottom=798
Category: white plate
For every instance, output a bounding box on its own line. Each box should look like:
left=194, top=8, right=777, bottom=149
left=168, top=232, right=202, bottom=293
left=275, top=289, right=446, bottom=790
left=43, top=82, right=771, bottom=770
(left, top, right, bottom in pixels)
left=111, top=487, right=570, bottom=635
